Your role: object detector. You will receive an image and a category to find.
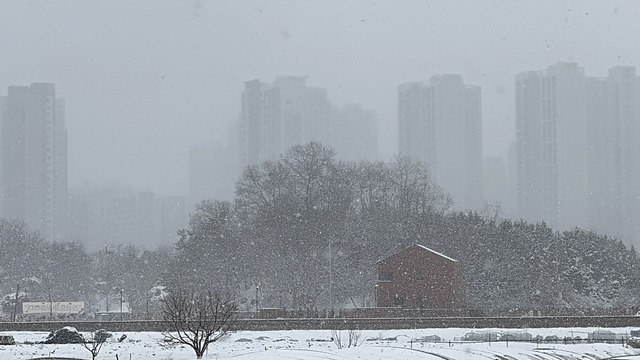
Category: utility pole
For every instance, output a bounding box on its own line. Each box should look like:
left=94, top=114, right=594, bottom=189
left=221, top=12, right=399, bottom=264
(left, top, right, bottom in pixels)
left=255, top=285, right=259, bottom=315
left=12, top=284, right=19, bottom=322
left=120, top=289, right=124, bottom=321
left=374, top=284, right=379, bottom=307
left=104, top=244, right=114, bottom=314
left=329, top=237, right=333, bottom=311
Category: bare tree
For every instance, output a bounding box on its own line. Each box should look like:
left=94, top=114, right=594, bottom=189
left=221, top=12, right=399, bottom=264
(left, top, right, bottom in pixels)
left=81, top=329, right=111, bottom=360
left=331, top=329, right=364, bottom=349
left=162, top=289, right=237, bottom=359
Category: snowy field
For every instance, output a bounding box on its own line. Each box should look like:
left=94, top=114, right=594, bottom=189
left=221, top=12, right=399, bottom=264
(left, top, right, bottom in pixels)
left=1, top=327, right=640, bottom=359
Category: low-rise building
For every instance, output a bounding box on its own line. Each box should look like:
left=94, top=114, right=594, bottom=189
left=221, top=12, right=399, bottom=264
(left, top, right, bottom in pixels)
left=376, top=244, right=466, bottom=310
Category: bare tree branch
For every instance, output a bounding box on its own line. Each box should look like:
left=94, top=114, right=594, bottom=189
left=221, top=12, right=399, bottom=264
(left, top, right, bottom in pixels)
left=162, top=289, right=237, bottom=359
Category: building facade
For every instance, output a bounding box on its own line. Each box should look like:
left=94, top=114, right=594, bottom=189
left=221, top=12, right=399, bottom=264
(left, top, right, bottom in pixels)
left=237, top=76, right=378, bottom=171
left=398, top=75, right=483, bottom=210
left=586, top=66, right=640, bottom=243
left=238, top=76, right=330, bottom=170
left=67, top=183, right=186, bottom=250
left=515, top=63, right=587, bottom=229
left=376, top=244, right=466, bottom=310
left=516, top=63, right=640, bottom=244
left=0, top=83, right=67, bottom=241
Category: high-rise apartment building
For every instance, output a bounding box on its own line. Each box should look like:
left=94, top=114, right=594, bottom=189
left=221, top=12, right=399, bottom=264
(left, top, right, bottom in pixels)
left=586, top=66, right=640, bottom=242
left=237, top=79, right=277, bottom=168
left=67, top=183, right=187, bottom=250
left=398, top=74, right=483, bottom=209
left=273, top=76, right=330, bottom=152
left=238, top=76, right=378, bottom=170
left=0, top=83, right=67, bottom=240
left=515, top=63, right=587, bottom=229
left=516, top=63, right=640, bottom=245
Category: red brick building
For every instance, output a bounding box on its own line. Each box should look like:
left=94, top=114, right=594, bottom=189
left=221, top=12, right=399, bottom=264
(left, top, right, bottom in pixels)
left=376, top=244, right=466, bottom=310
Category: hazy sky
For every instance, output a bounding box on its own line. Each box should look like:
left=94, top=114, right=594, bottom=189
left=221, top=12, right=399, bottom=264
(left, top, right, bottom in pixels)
left=2, top=0, right=639, bottom=196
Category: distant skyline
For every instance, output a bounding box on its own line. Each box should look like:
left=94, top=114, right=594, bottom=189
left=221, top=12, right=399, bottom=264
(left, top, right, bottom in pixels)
left=2, top=1, right=640, bottom=195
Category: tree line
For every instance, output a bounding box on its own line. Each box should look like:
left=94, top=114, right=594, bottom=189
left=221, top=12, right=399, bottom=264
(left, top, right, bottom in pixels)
left=1, top=141, right=639, bottom=317
left=167, top=142, right=640, bottom=315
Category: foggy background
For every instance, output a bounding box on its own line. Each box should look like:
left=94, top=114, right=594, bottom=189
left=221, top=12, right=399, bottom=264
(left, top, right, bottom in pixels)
left=2, top=0, right=638, bottom=196
left=4, top=0, right=640, bottom=320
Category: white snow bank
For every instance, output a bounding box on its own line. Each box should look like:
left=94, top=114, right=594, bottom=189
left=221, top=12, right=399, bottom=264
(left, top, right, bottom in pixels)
left=0, top=327, right=638, bottom=359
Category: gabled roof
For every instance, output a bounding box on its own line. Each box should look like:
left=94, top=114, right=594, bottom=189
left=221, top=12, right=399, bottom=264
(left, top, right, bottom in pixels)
left=378, top=244, right=457, bottom=263
left=415, top=244, right=457, bottom=262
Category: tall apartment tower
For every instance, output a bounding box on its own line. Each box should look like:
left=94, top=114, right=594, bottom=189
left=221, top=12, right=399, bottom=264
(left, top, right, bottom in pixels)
left=515, top=63, right=587, bottom=229
left=237, top=76, right=331, bottom=170
left=586, top=66, right=640, bottom=243
left=398, top=74, right=483, bottom=209
left=0, top=83, right=67, bottom=240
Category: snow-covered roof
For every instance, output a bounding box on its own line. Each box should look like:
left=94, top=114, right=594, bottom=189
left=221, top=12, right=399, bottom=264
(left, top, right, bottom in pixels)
left=378, top=244, right=457, bottom=263
left=415, top=244, right=457, bottom=262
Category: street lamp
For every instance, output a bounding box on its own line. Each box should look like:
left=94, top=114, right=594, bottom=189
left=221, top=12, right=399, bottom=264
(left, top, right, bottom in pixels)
left=374, top=284, right=379, bottom=308
left=11, top=283, right=20, bottom=322
left=255, top=285, right=260, bottom=315
left=120, top=289, right=124, bottom=321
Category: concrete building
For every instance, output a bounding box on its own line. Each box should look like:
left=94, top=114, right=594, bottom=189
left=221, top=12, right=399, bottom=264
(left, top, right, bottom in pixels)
left=237, top=79, right=277, bottom=168
left=376, top=244, right=466, bottom=310
left=273, top=76, right=330, bottom=152
left=237, top=76, right=338, bottom=170
left=67, top=183, right=186, bottom=250
left=586, top=66, right=640, bottom=244
left=0, top=83, right=67, bottom=241
left=398, top=75, right=483, bottom=209
left=515, top=63, right=587, bottom=229
left=237, top=76, right=378, bottom=169
left=238, top=76, right=331, bottom=168
left=516, top=63, right=640, bottom=245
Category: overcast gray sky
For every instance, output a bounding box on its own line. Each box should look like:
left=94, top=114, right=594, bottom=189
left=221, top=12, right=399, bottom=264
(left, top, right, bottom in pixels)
left=2, top=0, right=639, bottom=195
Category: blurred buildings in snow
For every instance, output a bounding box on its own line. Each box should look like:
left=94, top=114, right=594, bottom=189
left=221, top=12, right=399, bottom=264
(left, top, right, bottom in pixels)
left=189, top=76, right=379, bottom=206
left=236, top=76, right=378, bottom=171
left=67, top=182, right=187, bottom=250
left=515, top=63, right=640, bottom=245
left=0, top=83, right=67, bottom=241
left=398, top=75, right=483, bottom=210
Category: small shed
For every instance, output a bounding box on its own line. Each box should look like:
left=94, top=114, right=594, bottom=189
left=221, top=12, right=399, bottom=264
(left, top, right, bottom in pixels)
left=376, top=244, right=466, bottom=310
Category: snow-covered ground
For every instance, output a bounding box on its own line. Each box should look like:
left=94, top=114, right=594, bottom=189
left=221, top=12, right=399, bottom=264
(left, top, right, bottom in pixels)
left=1, top=327, right=639, bottom=359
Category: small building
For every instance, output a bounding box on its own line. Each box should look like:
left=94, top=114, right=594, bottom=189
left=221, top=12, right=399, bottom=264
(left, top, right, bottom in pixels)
left=376, top=244, right=466, bottom=310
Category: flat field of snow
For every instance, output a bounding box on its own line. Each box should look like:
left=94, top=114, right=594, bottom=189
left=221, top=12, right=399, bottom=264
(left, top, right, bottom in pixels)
left=1, top=327, right=640, bottom=359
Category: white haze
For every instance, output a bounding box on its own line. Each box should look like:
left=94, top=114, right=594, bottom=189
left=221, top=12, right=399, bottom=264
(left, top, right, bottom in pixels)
left=1, top=0, right=639, bottom=195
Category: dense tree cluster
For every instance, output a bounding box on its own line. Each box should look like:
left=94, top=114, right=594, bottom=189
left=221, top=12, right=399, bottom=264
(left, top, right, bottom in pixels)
left=0, top=219, right=172, bottom=319
left=170, top=142, right=640, bottom=315
left=1, top=142, right=639, bottom=317
left=417, top=214, right=640, bottom=315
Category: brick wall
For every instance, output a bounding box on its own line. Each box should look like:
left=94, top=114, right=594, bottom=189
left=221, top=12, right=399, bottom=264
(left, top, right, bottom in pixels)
left=376, top=244, right=466, bottom=309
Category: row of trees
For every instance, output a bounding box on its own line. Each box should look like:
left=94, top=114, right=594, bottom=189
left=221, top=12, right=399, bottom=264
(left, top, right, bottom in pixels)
left=0, top=219, right=173, bottom=319
left=169, top=142, right=640, bottom=315
left=2, top=142, right=640, bottom=319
